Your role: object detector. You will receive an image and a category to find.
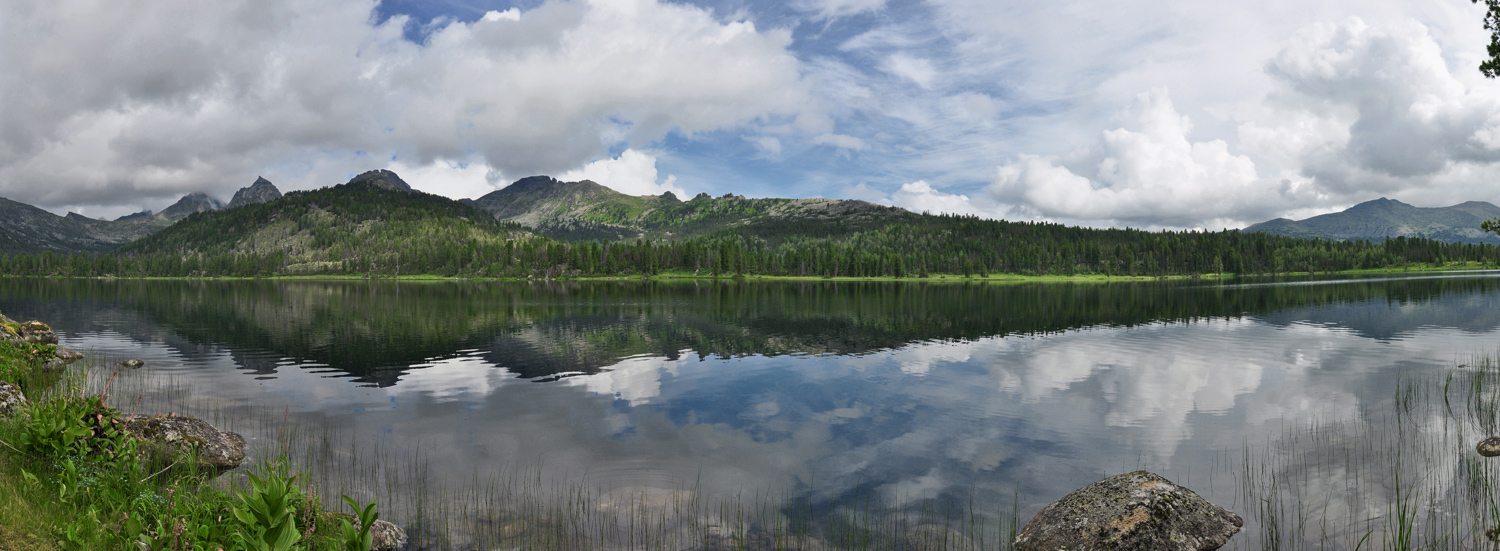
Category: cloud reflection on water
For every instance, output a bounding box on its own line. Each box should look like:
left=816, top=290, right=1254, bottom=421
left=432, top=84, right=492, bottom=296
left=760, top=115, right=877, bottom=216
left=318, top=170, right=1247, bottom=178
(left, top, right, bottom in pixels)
left=6, top=276, right=1500, bottom=538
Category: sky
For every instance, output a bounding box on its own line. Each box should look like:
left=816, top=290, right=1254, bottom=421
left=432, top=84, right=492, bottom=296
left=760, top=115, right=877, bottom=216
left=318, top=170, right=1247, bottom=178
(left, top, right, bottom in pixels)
left=5, top=0, right=1500, bottom=229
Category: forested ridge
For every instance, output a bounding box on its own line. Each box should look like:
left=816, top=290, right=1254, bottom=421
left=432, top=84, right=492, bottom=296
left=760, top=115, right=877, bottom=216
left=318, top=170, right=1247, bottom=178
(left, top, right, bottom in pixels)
left=3, top=179, right=1498, bottom=279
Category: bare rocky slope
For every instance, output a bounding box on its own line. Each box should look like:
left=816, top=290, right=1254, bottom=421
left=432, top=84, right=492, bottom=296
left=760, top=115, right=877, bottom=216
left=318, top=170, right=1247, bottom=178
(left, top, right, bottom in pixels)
left=464, top=176, right=909, bottom=242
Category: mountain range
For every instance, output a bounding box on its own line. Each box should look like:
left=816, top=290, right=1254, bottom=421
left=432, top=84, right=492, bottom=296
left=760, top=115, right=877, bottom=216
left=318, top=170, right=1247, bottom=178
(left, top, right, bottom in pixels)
left=6, top=171, right=1500, bottom=258
left=7, top=169, right=1496, bottom=279
left=1, top=171, right=907, bottom=255
left=462, top=175, right=905, bottom=241
left=1243, top=198, right=1500, bottom=244
left=0, top=178, right=282, bottom=255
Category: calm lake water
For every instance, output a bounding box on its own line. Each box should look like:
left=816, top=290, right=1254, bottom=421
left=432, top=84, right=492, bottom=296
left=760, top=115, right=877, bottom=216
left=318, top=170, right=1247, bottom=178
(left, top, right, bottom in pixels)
left=5, top=274, right=1500, bottom=549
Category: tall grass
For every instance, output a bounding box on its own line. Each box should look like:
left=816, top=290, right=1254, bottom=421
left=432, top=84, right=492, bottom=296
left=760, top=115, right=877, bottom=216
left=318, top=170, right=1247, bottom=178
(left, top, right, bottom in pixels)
left=1228, top=353, right=1500, bottom=550
left=72, top=347, right=1500, bottom=550
left=66, top=356, right=1021, bottom=550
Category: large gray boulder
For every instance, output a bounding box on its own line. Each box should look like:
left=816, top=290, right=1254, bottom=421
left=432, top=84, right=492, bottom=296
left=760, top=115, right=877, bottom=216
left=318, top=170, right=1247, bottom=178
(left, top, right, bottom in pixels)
left=366, top=519, right=408, bottom=551
left=1015, top=471, right=1241, bottom=551
left=0, top=381, right=25, bottom=416
left=121, top=414, right=246, bottom=472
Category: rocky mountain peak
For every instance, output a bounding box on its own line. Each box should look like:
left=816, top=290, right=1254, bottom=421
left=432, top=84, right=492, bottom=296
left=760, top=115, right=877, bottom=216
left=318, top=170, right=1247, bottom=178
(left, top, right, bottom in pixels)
left=345, top=169, right=413, bottom=192
left=227, top=176, right=283, bottom=208
left=159, top=193, right=224, bottom=221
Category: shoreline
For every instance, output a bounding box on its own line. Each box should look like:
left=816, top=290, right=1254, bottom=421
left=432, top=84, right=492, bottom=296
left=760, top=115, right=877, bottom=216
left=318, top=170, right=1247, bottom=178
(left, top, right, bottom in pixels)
left=2, top=261, right=1497, bottom=285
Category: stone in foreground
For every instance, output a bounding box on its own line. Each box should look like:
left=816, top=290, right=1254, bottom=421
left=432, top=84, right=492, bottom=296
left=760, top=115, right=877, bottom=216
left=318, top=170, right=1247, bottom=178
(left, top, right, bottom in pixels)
left=121, top=414, right=246, bottom=472
left=18, top=321, right=57, bottom=345
left=365, top=519, right=408, bottom=551
left=0, top=381, right=25, bottom=417
left=1478, top=437, right=1500, bottom=457
left=1015, top=470, right=1242, bottom=551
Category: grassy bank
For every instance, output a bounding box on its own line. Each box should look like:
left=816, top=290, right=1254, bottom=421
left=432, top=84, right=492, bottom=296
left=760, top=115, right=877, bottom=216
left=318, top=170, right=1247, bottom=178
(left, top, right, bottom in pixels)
left=0, top=325, right=385, bottom=551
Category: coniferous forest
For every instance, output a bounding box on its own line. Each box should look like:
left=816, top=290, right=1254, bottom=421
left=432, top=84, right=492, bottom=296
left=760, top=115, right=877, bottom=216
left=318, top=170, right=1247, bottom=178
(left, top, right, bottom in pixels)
left=2, top=180, right=1497, bottom=279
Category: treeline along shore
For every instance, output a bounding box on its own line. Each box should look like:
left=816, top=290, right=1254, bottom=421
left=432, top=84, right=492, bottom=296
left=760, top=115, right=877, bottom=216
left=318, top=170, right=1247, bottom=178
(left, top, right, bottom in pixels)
left=4, top=174, right=1499, bottom=279
left=3, top=215, right=1495, bottom=280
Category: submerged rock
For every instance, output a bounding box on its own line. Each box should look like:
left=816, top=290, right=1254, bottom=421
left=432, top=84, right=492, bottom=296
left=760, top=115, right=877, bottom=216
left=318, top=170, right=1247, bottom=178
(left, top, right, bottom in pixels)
left=699, top=526, right=823, bottom=551
left=1479, top=437, right=1500, bottom=457
left=904, top=523, right=975, bottom=551
left=0, top=381, right=25, bottom=416
left=1015, top=470, right=1242, bottom=551
left=121, top=414, right=246, bottom=472
left=41, top=347, right=85, bottom=369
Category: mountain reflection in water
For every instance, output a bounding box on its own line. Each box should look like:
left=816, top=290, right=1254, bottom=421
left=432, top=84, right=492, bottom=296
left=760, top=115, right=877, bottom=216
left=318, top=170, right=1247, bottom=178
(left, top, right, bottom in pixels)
left=3, top=274, right=1500, bottom=548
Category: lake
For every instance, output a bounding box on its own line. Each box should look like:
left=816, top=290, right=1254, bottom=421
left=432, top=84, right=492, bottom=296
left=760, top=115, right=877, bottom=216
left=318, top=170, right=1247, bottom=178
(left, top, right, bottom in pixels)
left=4, top=274, right=1500, bottom=550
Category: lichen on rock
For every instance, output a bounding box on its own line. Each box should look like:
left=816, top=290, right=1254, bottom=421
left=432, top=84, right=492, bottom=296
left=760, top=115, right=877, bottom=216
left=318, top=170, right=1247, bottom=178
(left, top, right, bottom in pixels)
left=1478, top=436, right=1500, bottom=457
left=365, top=519, right=408, bottom=551
left=121, top=414, right=247, bottom=472
left=0, top=381, right=25, bottom=417
left=18, top=320, right=56, bottom=345
left=1015, top=470, right=1242, bottom=551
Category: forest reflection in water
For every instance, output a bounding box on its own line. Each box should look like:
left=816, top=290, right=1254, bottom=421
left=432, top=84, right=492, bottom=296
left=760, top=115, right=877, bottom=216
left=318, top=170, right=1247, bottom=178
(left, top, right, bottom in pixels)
left=4, top=274, right=1500, bottom=549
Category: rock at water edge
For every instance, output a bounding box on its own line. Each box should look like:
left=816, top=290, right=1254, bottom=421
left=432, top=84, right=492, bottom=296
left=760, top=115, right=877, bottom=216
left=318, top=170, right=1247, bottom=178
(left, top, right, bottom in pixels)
left=1015, top=470, right=1242, bottom=551
left=1478, top=437, right=1500, bottom=457
left=19, top=321, right=57, bottom=345
left=121, top=414, right=246, bottom=472
left=361, top=519, right=407, bottom=551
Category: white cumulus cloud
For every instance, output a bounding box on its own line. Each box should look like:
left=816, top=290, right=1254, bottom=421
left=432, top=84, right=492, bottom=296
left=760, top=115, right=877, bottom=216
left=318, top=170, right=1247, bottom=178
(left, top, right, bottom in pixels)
left=890, top=180, right=984, bottom=216
left=1240, top=17, right=1500, bottom=206
left=988, top=89, right=1292, bottom=228
left=558, top=149, right=688, bottom=198
left=0, top=0, right=811, bottom=214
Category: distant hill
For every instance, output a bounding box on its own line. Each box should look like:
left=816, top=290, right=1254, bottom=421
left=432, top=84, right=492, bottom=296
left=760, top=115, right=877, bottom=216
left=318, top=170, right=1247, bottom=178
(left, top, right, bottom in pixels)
left=1244, top=198, right=1500, bottom=244
left=117, top=170, right=526, bottom=275
left=467, top=176, right=909, bottom=241
left=0, top=177, right=284, bottom=255
left=0, top=197, right=120, bottom=254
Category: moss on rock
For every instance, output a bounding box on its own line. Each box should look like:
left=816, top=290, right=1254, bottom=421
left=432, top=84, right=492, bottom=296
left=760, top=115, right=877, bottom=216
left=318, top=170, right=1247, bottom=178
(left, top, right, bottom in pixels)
left=1015, top=470, right=1242, bottom=551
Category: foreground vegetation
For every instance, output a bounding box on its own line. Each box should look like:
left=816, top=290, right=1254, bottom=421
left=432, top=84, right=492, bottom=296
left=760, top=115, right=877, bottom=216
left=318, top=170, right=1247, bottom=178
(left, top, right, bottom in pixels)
left=0, top=321, right=385, bottom=551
